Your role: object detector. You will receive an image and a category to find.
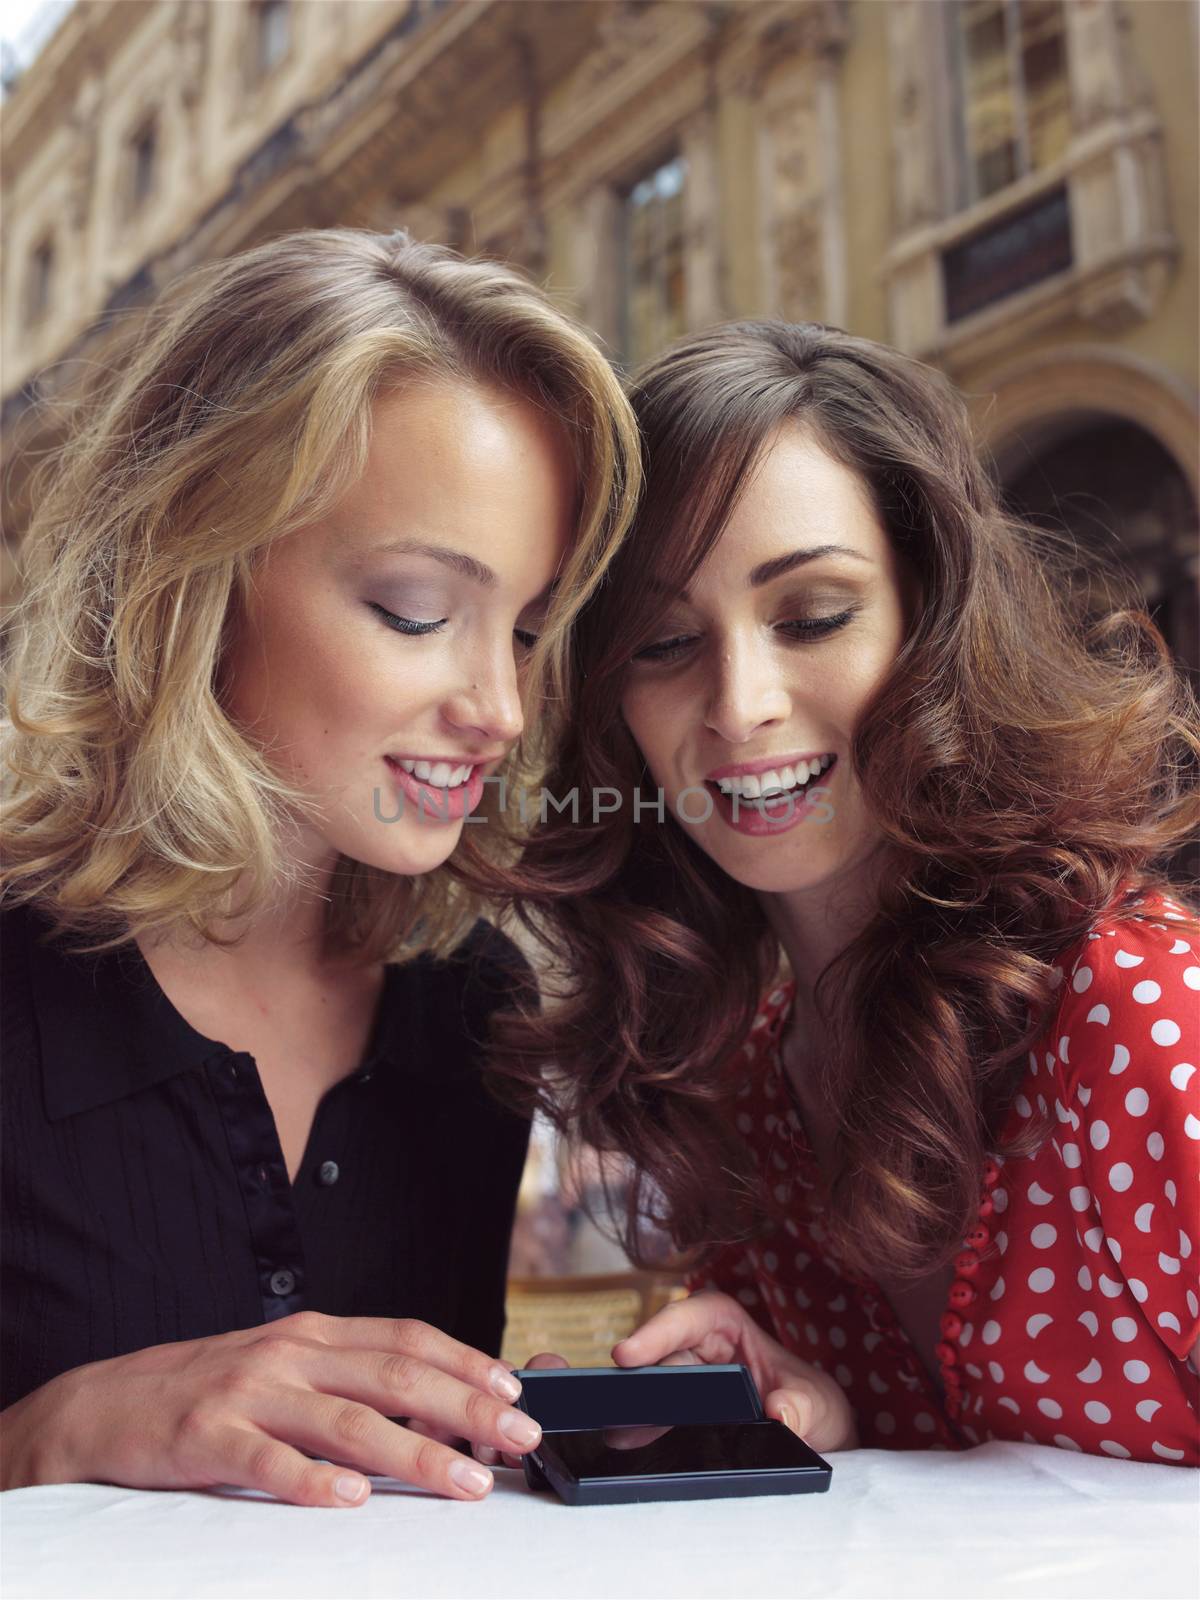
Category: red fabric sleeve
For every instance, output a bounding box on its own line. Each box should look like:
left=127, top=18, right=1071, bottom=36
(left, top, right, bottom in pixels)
left=1054, top=902, right=1200, bottom=1362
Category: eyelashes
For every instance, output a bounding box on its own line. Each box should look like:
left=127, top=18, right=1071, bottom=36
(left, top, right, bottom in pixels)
left=369, top=602, right=447, bottom=636
left=632, top=608, right=857, bottom=665
left=369, top=603, right=540, bottom=649
left=775, top=609, right=857, bottom=644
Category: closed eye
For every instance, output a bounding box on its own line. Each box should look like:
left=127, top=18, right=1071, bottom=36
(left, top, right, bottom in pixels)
left=632, top=610, right=856, bottom=665
left=631, top=633, right=699, bottom=665
left=369, top=602, right=448, bottom=636
left=776, top=609, right=857, bottom=642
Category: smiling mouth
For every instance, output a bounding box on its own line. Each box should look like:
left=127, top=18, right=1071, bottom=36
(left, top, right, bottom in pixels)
left=387, top=757, right=476, bottom=790
left=705, top=753, right=836, bottom=805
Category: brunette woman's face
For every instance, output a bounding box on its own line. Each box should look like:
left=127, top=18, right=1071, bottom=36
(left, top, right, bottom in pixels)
left=620, top=424, right=913, bottom=896
left=220, top=379, right=574, bottom=878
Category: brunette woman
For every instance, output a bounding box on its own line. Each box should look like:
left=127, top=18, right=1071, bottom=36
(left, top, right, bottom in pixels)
left=487, top=321, right=1200, bottom=1465
left=0, top=228, right=639, bottom=1504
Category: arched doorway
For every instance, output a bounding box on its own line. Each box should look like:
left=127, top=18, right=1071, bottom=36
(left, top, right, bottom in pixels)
left=995, top=411, right=1199, bottom=884
left=998, top=413, right=1199, bottom=682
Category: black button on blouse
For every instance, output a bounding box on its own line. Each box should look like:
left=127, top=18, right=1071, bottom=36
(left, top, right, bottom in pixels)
left=0, top=900, right=533, bottom=1412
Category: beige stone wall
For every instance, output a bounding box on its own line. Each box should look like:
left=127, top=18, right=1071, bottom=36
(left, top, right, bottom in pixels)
left=2, top=0, right=414, bottom=397
left=3, top=0, right=1196, bottom=542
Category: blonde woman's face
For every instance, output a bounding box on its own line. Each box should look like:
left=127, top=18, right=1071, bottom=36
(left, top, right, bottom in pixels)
left=620, top=424, right=914, bottom=896
left=220, top=380, right=573, bottom=878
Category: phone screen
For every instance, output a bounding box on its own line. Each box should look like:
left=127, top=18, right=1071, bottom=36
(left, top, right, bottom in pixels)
left=541, top=1421, right=826, bottom=1481
left=516, top=1364, right=761, bottom=1431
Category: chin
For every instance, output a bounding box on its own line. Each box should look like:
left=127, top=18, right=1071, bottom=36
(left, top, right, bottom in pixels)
left=334, top=825, right=463, bottom=880
left=381, top=835, right=462, bottom=877
left=701, top=838, right=844, bottom=897
left=725, top=860, right=834, bottom=895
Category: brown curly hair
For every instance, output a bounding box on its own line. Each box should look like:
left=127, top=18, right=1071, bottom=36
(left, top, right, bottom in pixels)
left=470, top=320, right=1200, bottom=1281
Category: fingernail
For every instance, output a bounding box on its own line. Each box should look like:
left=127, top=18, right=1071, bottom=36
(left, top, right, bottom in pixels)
left=334, top=1474, right=368, bottom=1503
left=450, top=1460, right=493, bottom=1496
left=779, top=1405, right=797, bottom=1434
left=490, top=1366, right=522, bottom=1401
left=498, top=1410, right=541, bottom=1448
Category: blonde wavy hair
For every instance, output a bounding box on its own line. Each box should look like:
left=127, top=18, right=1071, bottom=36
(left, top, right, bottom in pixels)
left=1, top=227, right=640, bottom=962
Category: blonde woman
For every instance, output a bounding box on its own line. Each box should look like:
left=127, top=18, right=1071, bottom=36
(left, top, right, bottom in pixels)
left=0, top=229, right=638, bottom=1507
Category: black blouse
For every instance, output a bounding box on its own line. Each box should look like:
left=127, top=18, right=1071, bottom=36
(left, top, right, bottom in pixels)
left=0, top=900, right=532, bottom=1412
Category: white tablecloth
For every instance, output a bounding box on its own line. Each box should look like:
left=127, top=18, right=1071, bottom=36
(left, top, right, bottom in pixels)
left=2, top=1442, right=1196, bottom=1600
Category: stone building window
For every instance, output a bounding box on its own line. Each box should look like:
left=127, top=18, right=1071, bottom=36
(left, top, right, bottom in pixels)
left=249, top=0, right=291, bottom=83
left=951, top=0, right=1070, bottom=205
left=619, top=152, right=687, bottom=370
left=25, top=236, right=54, bottom=326
left=126, top=116, right=158, bottom=216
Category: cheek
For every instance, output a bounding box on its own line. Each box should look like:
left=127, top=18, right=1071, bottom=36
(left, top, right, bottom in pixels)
left=620, top=686, right=683, bottom=787
left=223, top=595, right=379, bottom=758
left=619, top=687, right=657, bottom=770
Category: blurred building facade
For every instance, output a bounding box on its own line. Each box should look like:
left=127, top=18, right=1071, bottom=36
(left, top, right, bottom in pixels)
left=3, top=0, right=1197, bottom=670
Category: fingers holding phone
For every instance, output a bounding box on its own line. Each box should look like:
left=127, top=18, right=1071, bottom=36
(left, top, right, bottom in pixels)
left=476, top=1349, right=568, bottom=1469
left=612, top=1290, right=859, bottom=1454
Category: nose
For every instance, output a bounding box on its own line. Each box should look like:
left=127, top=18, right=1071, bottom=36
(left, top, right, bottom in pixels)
left=704, top=633, right=791, bottom=746
left=441, top=638, right=525, bottom=747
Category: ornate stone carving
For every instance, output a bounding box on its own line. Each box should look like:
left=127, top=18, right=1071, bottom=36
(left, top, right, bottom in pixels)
left=64, top=71, right=102, bottom=234
left=1065, top=0, right=1149, bottom=133
left=759, top=0, right=848, bottom=64
left=772, top=211, right=823, bottom=324
left=758, top=33, right=845, bottom=325
left=886, top=0, right=953, bottom=231
left=174, top=0, right=209, bottom=114
left=574, top=0, right=688, bottom=94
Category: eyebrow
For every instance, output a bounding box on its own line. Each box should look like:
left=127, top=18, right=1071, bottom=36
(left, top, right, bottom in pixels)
left=748, top=544, right=873, bottom=586
left=650, top=543, right=873, bottom=599
left=369, top=538, right=496, bottom=589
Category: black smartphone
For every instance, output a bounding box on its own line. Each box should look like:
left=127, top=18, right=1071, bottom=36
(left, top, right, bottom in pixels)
left=527, top=1420, right=832, bottom=1506
left=512, top=1364, right=832, bottom=1506
left=514, top=1363, right=764, bottom=1432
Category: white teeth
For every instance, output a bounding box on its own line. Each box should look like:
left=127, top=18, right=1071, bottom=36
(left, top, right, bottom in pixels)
left=711, top=754, right=835, bottom=798
left=396, top=759, right=473, bottom=789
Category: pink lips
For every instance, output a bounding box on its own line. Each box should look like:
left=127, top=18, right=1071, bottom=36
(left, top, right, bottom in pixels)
left=709, top=756, right=836, bottom=838
left=383, top=758, right=486, bottom=823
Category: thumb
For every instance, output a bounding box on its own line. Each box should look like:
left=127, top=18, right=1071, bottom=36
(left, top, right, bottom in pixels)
left=764, top=1385, right=817, bottom=1442
left=521, top=1351, right=570, bottom=1371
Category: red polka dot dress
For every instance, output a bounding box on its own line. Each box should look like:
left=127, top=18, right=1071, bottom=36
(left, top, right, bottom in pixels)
left=687, top=887, right=1200, bottom=1463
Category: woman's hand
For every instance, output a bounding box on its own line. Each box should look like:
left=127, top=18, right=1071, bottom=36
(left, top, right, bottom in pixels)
left=613, top=1290, right=859, bottom=1455
left=0, top=1311, right=543, bottom=1506
left=474, top=1350, right=568, bottom=1469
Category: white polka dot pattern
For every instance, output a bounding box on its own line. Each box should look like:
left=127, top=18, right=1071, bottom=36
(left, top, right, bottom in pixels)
left=686, top=886, right=1199, bottom=1466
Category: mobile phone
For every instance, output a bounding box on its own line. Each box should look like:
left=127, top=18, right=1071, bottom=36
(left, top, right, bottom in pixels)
left=527, top=1420, right=832, bottom=1506
left=511, top=1364, right=832, bottom=1506
left=514, top=1363, right=763, bottom=1432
